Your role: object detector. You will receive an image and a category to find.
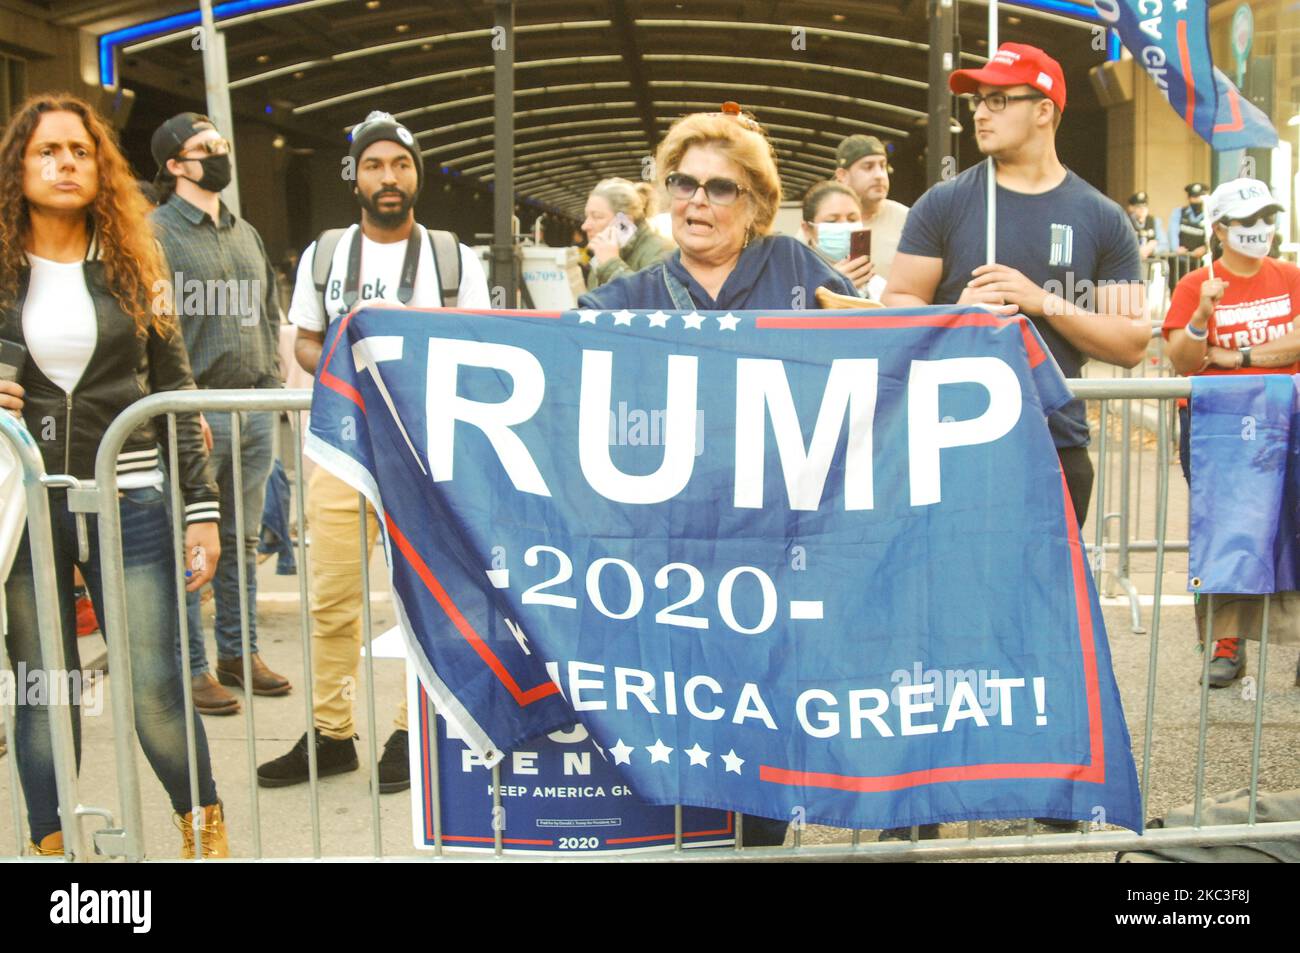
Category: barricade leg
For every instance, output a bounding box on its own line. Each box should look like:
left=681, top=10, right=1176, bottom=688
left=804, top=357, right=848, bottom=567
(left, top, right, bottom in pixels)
left=289, top=412, right=323, bottom=857
left=0, top=417, right=85, bottom=861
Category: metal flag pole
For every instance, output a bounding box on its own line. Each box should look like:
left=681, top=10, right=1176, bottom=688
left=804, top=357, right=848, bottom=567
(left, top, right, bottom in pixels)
left=985, top=0, right=998, bottom=265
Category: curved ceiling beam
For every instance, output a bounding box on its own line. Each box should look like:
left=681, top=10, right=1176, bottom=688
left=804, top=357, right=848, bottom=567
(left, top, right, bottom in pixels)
left=294, top=56, right=626, bottom=114
left=652, top=100, right=908, bottom=139
left=387, top=82, right=631, bottom=128
left=226, top=20, right=613, bottom=89
left=420, top=118, right=645, bottom=156
left=649, top=81, right=916, bottom=136
left=643, top=54, right=927, bottom=98
left=485, top=151, right=647, bottom=176
left=412, top=103, right=643, bottom=142
left=471, top=147, right=654, bottom=177
left=454, top=138, right=656, bottom=170
left=427, top=129, right=648, bottom=163
left=632, top=17, right=987, bottom=65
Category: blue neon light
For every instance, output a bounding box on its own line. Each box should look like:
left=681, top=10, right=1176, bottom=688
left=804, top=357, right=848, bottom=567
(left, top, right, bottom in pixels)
left=1109, top=30, right=1121, bottom=61
left=1012, top=0, right=1102, bottom=18
left=98, top=0, right=302, bottom=88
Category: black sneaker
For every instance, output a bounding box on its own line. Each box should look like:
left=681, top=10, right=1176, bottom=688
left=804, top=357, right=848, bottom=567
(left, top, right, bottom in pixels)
left=376, top=729, right=410, bottom=794
left=257, top=732, right=358, bottom=788
left=878, top=824, right=941, bottom=842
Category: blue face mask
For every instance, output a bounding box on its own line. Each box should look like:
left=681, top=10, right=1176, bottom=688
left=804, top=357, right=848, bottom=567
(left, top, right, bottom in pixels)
left=815, top=221, right=860, bottom=261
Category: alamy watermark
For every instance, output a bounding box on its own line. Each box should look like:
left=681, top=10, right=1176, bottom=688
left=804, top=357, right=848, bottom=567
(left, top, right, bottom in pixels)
left=0, top=664, right=104, bottom=716
left=151, top=276, right=264, bottom=326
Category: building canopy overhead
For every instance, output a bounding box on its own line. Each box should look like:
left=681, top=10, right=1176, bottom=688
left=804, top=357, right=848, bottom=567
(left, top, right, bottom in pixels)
left=35, top=0, right=1108, bottom=217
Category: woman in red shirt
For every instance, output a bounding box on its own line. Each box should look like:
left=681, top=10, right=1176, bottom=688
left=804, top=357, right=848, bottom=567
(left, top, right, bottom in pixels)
left=1163, top=177, right=1300, bottom=688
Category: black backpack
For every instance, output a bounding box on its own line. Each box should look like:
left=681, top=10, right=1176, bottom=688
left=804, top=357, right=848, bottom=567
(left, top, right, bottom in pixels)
left=310, top=225, right=463, bottom=320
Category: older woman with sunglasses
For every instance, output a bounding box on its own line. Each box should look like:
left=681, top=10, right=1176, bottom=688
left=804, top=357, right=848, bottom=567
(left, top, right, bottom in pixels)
left=1163, top=177, right=1300, bottom=690
left=578, top=105, right=856, bottom=314
left=577, top=106, right=855, bottom=848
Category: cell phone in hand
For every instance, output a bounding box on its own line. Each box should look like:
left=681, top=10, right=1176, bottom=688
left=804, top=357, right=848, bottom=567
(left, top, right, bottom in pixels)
left=0, top=338, right=27, bottom=383
left=849, top=228, right=872, bottom=262
left=610, top=212, right=638, bottom=249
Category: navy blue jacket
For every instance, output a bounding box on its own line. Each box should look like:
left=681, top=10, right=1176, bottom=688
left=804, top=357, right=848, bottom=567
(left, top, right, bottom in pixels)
left=577, top=234, right=858, bottom=311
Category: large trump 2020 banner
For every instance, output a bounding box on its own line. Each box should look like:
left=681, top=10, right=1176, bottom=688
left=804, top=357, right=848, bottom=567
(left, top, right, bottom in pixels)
left=307, top=304, right=1142, bottom=833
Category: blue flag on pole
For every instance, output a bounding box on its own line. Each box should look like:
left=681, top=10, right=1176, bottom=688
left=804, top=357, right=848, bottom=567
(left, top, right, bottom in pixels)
left=1189, top=374, right=1300, bottom=594
left=1094, top=0, right=1278, bottom=150
left=308, top=304, right=1143, bottom=832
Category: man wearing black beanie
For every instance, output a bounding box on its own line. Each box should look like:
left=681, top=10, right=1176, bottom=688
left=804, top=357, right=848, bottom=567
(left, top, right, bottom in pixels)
left=346, top=110, right=425, bottom=228
left=261, top=110, right=488, bottom=793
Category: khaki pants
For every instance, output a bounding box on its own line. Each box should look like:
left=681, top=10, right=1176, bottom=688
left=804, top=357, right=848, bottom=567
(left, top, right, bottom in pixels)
left=306, top=468, right=408, bottom=739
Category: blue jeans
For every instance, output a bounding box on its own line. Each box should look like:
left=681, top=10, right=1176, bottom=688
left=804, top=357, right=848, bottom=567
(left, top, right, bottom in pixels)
left=4, top=486, right=218, bottom=841
left=257, top=458, right=297, bottom=575
left=181, top=410, right=275, bottom=674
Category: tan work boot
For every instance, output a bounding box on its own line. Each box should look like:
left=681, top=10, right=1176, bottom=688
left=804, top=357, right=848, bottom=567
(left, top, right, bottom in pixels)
left=192, top=672, right=240, bottom=715
left=216, top=653, right=292, bottom=696
left=29, top=831, right=64, bottom=856
left=175, top=802, right=229, bottom=859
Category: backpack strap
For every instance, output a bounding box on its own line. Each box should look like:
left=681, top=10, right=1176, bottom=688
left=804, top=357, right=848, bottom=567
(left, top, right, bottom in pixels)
left=426, top=228, right=462, bottom=307
left=311, top=227, right=349, bottom=322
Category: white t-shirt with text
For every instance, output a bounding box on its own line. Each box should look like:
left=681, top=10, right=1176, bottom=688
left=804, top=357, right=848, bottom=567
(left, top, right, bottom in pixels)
left=288, top=224, right=490, bottom=331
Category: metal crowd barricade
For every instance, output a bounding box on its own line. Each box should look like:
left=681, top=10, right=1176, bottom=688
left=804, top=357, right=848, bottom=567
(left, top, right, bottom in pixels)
left=5, top=382, right=1299, bottom=862
left=0, top=413, right=89, bottom=862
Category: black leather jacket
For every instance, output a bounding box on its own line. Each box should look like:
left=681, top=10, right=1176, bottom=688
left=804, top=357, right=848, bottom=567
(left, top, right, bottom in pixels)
left=1, top=236, right=219, bottom=524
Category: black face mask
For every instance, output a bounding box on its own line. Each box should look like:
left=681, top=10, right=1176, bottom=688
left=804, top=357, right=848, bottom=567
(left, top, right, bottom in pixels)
left=178, top=153, right=232, bottom=193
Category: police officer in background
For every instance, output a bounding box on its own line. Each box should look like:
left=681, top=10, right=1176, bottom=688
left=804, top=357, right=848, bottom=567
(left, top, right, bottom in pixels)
left=1126, top=191, right=1165, bottom=260
left=1168, top=182, right=1208, bottom=290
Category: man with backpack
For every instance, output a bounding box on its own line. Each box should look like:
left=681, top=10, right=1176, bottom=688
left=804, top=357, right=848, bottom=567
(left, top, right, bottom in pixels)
left=258, top=111, right=489, bottom=790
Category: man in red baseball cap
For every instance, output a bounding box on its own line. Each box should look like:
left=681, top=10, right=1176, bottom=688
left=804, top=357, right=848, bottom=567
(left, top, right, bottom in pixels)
left=883, top=40, right=1149, bottom=840
left=948, top=41, right=1067, bottom=113
left=885, top=39, right=1147, bottom=517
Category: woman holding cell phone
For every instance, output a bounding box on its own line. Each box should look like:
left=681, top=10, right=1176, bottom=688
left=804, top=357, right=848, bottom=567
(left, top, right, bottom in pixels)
left=0, top=94, right=229, bottom=858
left=581, top=177, right=675, bottom=291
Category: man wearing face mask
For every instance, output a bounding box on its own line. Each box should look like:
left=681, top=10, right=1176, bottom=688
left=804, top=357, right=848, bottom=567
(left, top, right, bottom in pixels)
left=150, top=112, right=291, bottom=716
left=1163, top=178, right=1300, bottom=688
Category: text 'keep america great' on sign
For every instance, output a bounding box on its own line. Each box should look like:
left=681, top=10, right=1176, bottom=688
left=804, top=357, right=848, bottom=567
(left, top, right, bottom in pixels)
left=307, top=304, right=1142, bottom=832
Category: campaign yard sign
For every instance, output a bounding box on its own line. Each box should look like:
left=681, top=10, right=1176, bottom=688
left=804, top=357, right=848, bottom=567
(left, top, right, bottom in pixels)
left=310, top=304, right=1143, bottom=834
left=407, top=669, right=734, bottom=853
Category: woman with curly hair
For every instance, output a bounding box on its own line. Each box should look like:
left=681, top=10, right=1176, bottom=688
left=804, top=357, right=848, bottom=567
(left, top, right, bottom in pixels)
left=0, top=94, right=228, bottom=858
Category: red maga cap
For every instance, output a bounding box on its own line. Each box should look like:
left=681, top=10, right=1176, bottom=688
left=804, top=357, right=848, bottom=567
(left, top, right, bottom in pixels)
left=948, top=42, right=1066, bottom=112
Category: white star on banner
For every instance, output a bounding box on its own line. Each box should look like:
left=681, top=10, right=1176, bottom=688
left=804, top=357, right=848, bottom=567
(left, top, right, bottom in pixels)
left=577, top=310, right=600, bottom=324
left=612, top=309, right=636, bottom=326
left=716, top=312, right=741, bottom=331
left=646, top=310, right=671, bottom=328
left=684, top=743, right=711, bottom=767
left=681, top=311, right=706, bottom=330
left=646, top=739, right=674, bottom=764
left=721, top=749, right=745, bottom=775
left=610, top=739, right=634, bottom=765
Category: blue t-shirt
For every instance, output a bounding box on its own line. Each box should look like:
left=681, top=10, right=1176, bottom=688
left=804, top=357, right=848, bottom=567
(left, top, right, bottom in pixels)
left=898, top=162, right=1141, bottom=448
left=578, top=234, right=858, bottom=312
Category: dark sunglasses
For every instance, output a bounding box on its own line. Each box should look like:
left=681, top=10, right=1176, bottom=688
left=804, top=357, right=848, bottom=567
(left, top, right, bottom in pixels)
left=179, top=138, right=231, bottom=158
left=665, top=171, right=749, bottom=206
left=1226, top=210, right=1277, bottom=227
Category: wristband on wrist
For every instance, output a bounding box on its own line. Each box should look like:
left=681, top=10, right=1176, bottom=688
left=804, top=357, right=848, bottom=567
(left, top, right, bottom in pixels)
left=1183, top=321, right=1209, bottom=341
left=1240, top=347, right=1252, bottom=369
